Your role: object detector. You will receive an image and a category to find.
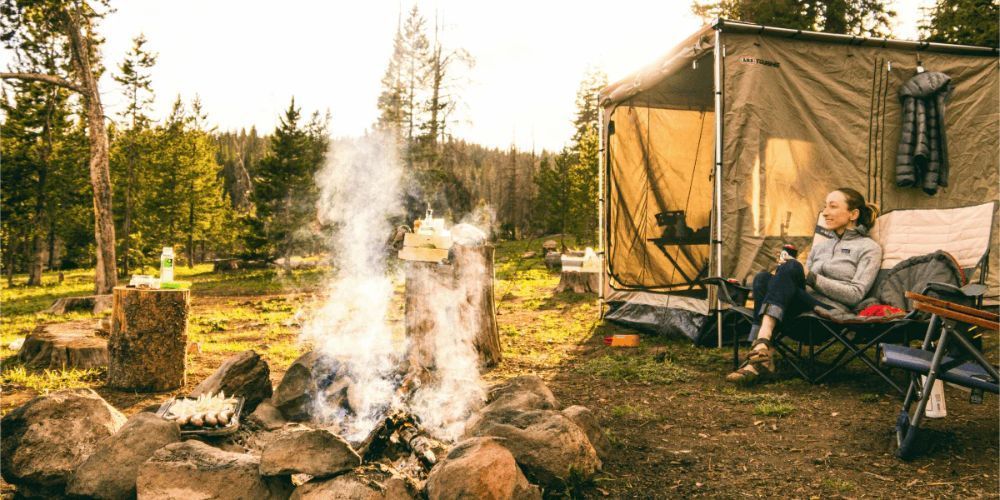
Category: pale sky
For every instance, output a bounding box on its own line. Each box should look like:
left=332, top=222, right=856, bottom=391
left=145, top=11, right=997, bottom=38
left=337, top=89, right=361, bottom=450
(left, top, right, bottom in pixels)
left=2, top=0, right=933, bottom=151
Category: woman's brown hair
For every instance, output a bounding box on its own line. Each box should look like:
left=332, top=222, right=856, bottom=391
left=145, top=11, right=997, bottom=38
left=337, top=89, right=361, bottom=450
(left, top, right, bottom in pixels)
left=835, top=187, right=880, bottom=229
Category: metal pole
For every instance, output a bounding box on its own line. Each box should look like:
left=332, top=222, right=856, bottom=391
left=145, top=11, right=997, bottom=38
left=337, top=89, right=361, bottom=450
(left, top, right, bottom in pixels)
left=713, top=28, right=725, bottom=348
left=597, top=96, right=606, bottom=318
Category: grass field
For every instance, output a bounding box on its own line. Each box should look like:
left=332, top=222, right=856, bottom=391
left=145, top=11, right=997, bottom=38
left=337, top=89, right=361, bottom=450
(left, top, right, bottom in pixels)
left=2, top=239, right=998, bottom=498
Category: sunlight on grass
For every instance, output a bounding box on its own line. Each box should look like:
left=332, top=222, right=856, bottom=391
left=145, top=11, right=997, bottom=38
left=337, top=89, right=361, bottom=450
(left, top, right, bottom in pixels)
left=0, top=364, right=104, bottom=393
left=576, top=353, right=691, bottom=385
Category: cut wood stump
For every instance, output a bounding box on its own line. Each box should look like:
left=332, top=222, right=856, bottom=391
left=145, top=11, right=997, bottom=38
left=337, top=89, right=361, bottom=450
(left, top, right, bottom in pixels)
left=46, top=294, right=113, bottom=315
left=543, top=252, right=562, bottom=270
left=211, top=258, right=240, bottom=272
left=107, top=287, right=190, bottom=392
left=555, top=271, right=600, bottom=294
left=404, top=244, right=501, bottom=372
left=18, top=321, right=109, bottom=371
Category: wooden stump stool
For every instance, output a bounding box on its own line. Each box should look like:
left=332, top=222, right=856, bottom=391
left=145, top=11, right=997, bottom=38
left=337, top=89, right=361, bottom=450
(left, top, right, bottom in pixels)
left=19, top=321, right=109, bottom=371
left=107, top=287, right=189, bottom=391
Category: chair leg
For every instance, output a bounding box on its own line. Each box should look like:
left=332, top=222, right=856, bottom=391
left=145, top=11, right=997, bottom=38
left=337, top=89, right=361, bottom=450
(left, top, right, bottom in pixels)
left=897, top=326, right=951, bottom=460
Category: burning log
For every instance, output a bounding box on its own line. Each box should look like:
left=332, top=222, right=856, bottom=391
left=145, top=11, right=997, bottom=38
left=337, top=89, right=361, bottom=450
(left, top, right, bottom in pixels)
left=359, top=410, right=448, bottom=470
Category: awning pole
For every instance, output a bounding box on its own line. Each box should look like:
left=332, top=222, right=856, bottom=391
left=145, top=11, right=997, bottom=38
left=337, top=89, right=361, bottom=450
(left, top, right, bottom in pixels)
left=597, top=95, right=606, bottom=319
left=713, top=28, right=725, bottom=348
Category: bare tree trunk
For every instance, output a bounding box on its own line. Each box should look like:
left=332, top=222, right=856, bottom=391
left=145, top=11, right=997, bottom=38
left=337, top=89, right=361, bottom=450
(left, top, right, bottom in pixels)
left=61, top=8, right=116, bottom=294
left=122, top=156, right=132, bottom=278
left=47, top=223, right=56, bottom=269
left=28, top=87, right=57, bottom=286
left=187, top=199, right=195, bottom=268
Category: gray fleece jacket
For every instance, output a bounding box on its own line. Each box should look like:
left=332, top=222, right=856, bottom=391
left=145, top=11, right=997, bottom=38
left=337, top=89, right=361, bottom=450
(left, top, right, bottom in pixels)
left=805, top=226, right=882, bottom=311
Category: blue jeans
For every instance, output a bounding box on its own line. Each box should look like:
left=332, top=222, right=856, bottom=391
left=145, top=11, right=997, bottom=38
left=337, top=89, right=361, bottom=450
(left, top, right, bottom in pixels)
left=749, top=260, right=828, bottom=340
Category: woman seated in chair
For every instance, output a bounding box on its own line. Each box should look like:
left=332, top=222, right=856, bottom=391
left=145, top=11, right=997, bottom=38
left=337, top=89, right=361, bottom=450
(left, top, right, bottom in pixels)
left=727, top=187, right=882, bottom=383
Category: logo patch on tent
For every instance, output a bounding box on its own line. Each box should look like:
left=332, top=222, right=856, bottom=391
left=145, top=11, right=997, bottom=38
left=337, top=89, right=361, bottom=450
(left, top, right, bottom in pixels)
left=738, top=56, right=780, bottom=69
left=841, top=248, right=851, bottom=254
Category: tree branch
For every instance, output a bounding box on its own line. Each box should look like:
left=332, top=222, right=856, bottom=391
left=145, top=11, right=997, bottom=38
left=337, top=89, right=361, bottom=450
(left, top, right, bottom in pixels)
left=0, top=72, right=83, bottom=93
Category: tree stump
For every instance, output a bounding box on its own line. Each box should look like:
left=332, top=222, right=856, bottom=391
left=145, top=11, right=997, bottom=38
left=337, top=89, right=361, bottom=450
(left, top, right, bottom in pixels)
left=404, top=244, right=501, bottom=374
left=107, top=287, right=189, bottom=391
left=46, top=294, right=113, bottom=315
left=556, top=252, right=600, bottom=293
left=18, top=321, right=109, bottom=371
left=543, top=251, right=562, bottom=270
left=555, top=271, right=600, bottom=293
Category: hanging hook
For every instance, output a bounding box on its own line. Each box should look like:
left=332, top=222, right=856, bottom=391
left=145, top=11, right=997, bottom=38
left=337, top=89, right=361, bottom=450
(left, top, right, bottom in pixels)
left=916, top=49, right=925, bottom=73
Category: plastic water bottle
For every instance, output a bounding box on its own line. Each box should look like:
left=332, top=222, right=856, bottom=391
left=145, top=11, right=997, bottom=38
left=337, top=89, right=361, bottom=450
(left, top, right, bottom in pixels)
left=160, top=247, right=175, bottom=283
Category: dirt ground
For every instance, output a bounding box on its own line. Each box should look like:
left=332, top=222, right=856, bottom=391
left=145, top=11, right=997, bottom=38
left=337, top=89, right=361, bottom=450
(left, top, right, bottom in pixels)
left=1, top=252, right=997, bottom=498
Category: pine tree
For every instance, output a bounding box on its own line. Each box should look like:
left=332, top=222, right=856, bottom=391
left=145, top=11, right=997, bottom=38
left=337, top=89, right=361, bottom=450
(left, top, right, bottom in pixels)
left=112, top=34, right=157, bottom=277
left=1, top=0, right=120, bottom=293
left=249, top=98, right=328, bottom=265
left=691, top=0, right=894, bottom=36
left=920, top=0, right=999, bottom=47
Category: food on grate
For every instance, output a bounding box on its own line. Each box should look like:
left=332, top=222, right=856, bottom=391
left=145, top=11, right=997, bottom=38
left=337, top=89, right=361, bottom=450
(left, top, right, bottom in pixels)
left=163, top=392, right=239, bottom=429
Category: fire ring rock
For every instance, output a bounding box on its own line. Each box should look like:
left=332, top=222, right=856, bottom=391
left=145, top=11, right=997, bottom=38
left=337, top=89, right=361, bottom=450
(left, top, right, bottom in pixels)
left=292, top=469, right=414, bottom=500
left=190, top=349, right=273, bottom=414
left=464, top=375, right=560, bottom=433
left=259, top=426, right=362, bottom=477
left=273, top=351, right=346, bottom=421
left=67, top=412, right=181, bottom=499
left=426, top=437, right=541, bottom=500
left=562, top=405, right=611, bottom=461
left=465, top=409, right=601, bottom=489
left=137, top=440, right=292, bottom=500
left=0, top=389, right=126, bottom=498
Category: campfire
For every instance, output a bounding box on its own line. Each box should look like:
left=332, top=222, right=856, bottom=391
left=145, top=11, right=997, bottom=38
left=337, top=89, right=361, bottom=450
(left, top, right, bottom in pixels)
left=0, top=137, right=607, bottom=499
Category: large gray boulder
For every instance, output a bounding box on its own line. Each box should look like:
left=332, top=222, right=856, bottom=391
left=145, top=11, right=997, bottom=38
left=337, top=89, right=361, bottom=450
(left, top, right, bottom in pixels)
left=561, top=405, right=611, bottom=461
left=190, top=350, right=273, bottom=414
left=67, top=412, right=181, bottom=499
left=464, top=375, right=560, bottom=434
left=259, top=426, right=361, bottom=477
left=465, top=409, right=601, bottom=489
left=426, top=437, right=541, bottom=500
left=0, top=389, right=126, bottom=498
left=291, top=470, right=413, bottom=500
left=136, top=440, right=292, bottom=500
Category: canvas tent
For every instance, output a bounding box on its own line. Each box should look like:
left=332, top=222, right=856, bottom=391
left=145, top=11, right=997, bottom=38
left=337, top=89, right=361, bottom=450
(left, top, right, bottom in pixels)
left=599, top=19, right=999, bottom=345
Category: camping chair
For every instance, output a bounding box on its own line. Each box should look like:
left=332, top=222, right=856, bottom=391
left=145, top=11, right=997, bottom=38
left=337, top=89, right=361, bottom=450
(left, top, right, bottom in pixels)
left=708, top=202, right=996, bottom=393
left=882, top=288, right=999, bottom=460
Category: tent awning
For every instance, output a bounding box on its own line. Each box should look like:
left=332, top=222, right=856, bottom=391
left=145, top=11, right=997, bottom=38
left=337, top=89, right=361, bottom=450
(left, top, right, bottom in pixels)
left=600, top=18, right=999, bottom=111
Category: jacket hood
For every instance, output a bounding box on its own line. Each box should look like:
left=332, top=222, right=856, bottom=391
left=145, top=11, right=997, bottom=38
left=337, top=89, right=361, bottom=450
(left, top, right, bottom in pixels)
left=899, top=71, right=952, bottom=99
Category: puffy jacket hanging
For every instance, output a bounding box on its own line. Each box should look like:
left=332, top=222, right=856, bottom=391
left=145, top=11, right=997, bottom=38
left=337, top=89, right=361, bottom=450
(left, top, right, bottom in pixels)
left=895, top=71, right=952, bottom=195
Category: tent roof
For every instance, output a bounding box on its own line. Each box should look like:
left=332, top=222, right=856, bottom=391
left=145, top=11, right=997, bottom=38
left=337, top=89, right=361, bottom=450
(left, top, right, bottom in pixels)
left=599, top=18, right=999, bottom=110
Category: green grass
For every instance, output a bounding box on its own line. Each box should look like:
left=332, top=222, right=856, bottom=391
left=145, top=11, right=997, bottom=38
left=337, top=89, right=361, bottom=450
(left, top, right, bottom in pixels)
left=575, top=352, right=691, bottom=385
left=859, top=393, right=881, bottom=403
left=820, top=478, right=855, bottom=494
left=0, top=363, right=105, bottom=393
left=753, top=400, right=796, bottom=417
left=609, top=404, right=657, bottom=420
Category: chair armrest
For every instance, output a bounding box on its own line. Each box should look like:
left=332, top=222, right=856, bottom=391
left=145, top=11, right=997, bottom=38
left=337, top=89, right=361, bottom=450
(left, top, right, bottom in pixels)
left=922, top=281, right=987, bottom=299
left=700, top=277, right=751, bottom=307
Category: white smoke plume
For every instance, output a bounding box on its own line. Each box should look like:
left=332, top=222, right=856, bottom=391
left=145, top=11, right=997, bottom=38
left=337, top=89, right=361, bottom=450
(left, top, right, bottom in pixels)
left=406, top=226, right=489, bottom=441
left=302, top=133, right=405, bottom=442
left=303, top=132, right=491, bottom=444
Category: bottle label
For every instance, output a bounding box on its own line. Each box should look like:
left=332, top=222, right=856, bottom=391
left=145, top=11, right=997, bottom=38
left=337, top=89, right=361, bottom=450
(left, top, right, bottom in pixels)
left=163, top=258, right=173, bottom=267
